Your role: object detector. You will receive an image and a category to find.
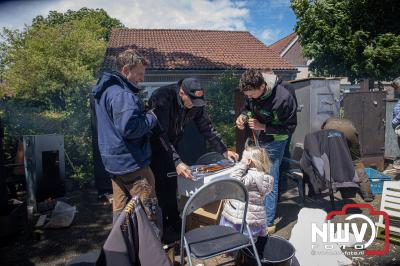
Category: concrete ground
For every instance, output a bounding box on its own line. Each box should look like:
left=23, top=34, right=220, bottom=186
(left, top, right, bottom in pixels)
left=1, top=177, right=399, bottom=266
left=0, top=187, right=112, bottom=266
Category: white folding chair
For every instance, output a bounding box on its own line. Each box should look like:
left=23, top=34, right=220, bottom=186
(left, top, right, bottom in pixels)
left=376, top=181, right=400, bottom=238
left=180, top=178, right=261, bottom=266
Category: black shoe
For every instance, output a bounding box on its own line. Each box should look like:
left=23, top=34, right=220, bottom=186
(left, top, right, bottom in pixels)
left=359, top=183, right=374, bottom=202
left=361, top=193, right=374, bottom=202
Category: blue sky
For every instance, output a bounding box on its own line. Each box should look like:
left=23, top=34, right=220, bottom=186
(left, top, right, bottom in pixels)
left=0, top=0, right=297, bottom=45
left=246, top=0, right=297, bottom=44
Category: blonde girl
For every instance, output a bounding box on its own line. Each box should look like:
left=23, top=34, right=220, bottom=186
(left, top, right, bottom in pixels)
left=220, top=146, right=274, bottom=237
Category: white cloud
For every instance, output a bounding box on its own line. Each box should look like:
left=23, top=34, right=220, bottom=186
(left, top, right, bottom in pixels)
left=261, top=28, right=283, bottom=44
left=247, top=0, right=291, bottom=24
left=0, top=0, right=250, bottom=31
left=262, top=0, right=290, bottom=8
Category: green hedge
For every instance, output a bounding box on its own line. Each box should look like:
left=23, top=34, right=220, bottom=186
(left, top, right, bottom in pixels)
left=1, top=86, right=93, bottom=185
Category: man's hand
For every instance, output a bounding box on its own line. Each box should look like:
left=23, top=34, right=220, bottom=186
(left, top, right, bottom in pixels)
left=395, top=125, right=400, bottom=137
left=147, top=109, right=157, bottom=119
left=223, top=150, right=239, bottom=162
left=248, top=118, right=266, bottom=131
left=236, top=114, right=247, bottom=130
left=176, top=162, right=193, bottom=179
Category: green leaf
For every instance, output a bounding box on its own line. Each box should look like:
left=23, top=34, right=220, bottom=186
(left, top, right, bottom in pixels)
left=291, top=0, right=400, bottom=82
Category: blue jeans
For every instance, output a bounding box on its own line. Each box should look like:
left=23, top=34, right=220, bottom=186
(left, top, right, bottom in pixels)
left=261, top=139, right=288, bottom=226
left=278, top=134, right=292, bottom=193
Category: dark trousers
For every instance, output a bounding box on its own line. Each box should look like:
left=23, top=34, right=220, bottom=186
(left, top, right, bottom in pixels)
left=150, top=146, right=181, bottom=231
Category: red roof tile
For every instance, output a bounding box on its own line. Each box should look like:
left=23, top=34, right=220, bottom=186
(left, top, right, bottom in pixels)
left=103, top=29, right=294, bottom=70
left=269, top=32, right=297, bottom=55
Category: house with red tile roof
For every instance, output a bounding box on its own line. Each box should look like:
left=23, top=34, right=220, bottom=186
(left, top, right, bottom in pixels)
left=101, top=28, right=298, bottom=163
left=103, top=29, right=297, bottom=95
left=269, top=32, right=310, bottom=80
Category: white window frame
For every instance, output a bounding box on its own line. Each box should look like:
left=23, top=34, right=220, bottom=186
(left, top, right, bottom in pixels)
left=138, top=81, right=176, bottom=100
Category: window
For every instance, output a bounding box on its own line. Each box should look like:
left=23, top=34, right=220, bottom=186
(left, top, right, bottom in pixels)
left=138, top=82, right=176, bottom=100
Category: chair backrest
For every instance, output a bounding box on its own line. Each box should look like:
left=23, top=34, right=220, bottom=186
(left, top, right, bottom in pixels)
left=196, top=152, right=225, bottom=165
left=378, top=181, right=400, bottom=233
left=183, top=178, right=248, bottom=217
left=302, top=129, right=355, bottom=180
left=181, top=178, right=249, bottom=236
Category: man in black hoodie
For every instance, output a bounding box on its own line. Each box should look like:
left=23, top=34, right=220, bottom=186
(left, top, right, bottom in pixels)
left=149, top=78, right=238, bottom=233
left=92, top=49, right=159, bottom=223
left=236, top=69, right=297, bottom=233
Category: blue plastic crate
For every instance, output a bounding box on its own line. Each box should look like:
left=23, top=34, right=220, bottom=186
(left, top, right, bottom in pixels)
left=364, top=168, right=392, bottom=195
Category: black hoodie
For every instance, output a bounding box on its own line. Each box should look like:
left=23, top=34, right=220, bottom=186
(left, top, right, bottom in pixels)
left=148, top=80, right=227, bottom=166
left=241, top=80, right=297, bottom=142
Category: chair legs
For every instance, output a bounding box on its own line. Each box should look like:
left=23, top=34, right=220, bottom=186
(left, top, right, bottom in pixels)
left=285, top=170, right=306, bottom=203
left=184, top=238, right=193, bottom=266
left=180, top=236, right=184, bottom=266
left=295, top=177, right=305, bottom=203
left=246, top=224, right=262, bottom=266
left=328, top=184, right=336, bottom=210
left=180, top=237, right=194, bottom=266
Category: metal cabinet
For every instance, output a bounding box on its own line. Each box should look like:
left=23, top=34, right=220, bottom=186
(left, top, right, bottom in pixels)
left=23, top=134, right=65, bottom=211
left=290, top=78, right=341, bottom=153
left=343, top=91, right=386, bottom=157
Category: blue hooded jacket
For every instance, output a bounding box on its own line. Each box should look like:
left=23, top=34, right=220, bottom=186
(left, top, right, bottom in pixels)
left=92, top=71, right=157, bottom=175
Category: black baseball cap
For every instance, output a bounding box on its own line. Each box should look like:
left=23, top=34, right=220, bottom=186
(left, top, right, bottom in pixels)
left=181, top=78, right=206, bottom=107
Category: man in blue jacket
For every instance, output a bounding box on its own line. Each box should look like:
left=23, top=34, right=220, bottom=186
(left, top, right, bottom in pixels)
left=92, top=49, right=158, bottom=223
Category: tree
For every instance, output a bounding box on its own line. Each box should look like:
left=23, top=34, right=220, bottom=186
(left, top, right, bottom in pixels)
left=206, top=70, right=241, bottom=148
left=0, top=8, right=124, bottom=184
left=31, top=8, right=123, bottom=41
left=291, top=0, right=400, bottom=82
left=1, top=8, right=123, bottom=105
left=0, top=28, right=24, bottom=84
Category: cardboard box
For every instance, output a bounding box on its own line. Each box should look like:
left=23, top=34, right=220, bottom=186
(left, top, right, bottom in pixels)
left=181, top=197, right=224, bottom=230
